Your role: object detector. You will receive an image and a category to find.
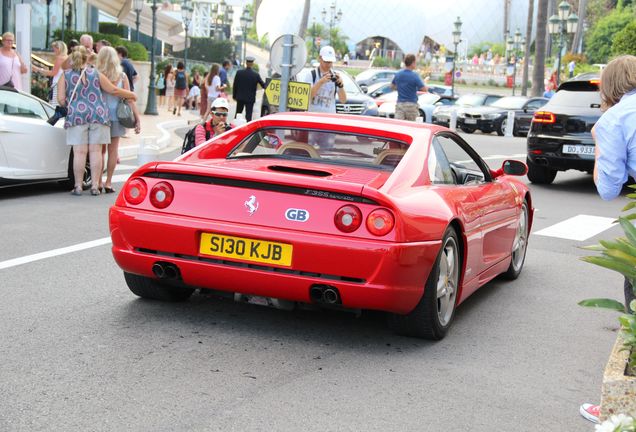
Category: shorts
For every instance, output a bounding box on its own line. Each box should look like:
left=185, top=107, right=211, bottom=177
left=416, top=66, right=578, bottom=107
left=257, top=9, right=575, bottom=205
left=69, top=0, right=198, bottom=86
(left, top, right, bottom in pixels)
left=66, top=123, right=111, bottom=146
left=110, top=120, right=127, bottom=138
left=174, top=88, right=187, bottom=98
left=159, top=88, right=166, bottom=96
left=395, top=102, right=419, bottom=121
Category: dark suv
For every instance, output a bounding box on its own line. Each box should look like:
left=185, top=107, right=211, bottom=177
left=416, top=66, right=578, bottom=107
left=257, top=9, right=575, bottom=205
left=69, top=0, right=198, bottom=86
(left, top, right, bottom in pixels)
left=526, top=77, right=601, bottom=184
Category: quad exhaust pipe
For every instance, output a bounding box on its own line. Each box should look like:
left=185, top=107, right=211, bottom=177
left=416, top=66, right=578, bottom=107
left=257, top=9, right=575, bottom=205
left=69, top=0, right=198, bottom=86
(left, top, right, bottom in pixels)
left=309, top=284, right=341, bottom=305
left=152, top=261, right=181, bottom=280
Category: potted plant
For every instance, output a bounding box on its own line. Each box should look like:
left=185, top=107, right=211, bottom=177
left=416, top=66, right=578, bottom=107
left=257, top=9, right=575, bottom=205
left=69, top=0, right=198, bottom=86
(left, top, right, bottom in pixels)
left=580, top=186, right=636, bottom=423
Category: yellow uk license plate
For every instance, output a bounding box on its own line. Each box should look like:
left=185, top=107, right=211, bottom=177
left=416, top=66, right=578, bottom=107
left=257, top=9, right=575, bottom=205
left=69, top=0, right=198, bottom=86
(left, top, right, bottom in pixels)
left=199, top=233, right=293, bottom=267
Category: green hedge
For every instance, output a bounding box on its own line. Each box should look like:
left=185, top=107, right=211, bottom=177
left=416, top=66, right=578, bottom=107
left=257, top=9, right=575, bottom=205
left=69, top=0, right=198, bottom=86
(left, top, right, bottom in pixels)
left=98, top=22, right=128, bottom=38
left=171, top=38, right=233, bottom=63
left=52, top=29, right=148, bottom=61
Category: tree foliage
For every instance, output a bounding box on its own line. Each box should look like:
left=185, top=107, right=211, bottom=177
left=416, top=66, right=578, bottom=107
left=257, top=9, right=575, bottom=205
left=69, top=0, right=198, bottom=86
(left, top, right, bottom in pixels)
left=585, top=7, right=634, bottom=63
left=612, top=20, right=636, bottom=56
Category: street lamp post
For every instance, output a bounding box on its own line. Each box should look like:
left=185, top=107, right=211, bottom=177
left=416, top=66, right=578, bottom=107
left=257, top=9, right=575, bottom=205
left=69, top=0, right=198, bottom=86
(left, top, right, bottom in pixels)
left=133, top=0, right=144, bottom=43
left=321, top=1, right=342, bottom=46
left=181, top=1, right=193, bottom=72
left=144, top=0, right=158, bottom=115
left=506, top=28, right=525, bottom=96
left=548, top=0, right=579, bottom=86
left=451, top=16, right=462, bottom=97
left=239, top=8, right=252, bottom=64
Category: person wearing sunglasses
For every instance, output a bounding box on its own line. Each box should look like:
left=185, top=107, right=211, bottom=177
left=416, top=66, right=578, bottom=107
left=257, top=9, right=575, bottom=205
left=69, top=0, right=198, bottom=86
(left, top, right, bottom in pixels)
left=193, top=98, right=232, bottom=147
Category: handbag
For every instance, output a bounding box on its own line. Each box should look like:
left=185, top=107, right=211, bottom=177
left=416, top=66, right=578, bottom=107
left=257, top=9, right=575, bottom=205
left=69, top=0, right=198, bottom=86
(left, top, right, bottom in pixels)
left=116, top=99, right=136, bottom=128
left=47, top=68, right=84, bottom=126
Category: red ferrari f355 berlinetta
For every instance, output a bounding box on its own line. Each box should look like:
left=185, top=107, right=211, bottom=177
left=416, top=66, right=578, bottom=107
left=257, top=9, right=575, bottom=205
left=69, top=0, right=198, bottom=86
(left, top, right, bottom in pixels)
left=110, top=112, right=533, bottom=340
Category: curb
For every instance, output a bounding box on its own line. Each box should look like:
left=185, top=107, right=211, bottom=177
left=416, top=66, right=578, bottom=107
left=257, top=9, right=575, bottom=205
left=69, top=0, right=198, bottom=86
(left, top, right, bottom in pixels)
left=119, top=119, right=189, bottom=159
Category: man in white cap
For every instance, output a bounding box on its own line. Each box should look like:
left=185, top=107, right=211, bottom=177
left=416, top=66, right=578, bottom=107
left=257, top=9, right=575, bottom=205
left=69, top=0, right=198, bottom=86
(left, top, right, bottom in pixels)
left=232, top=55, right=266, bottom=121
left=299, top=45, right=346, bottom=114
left=193, top=98, right=232, bottom=147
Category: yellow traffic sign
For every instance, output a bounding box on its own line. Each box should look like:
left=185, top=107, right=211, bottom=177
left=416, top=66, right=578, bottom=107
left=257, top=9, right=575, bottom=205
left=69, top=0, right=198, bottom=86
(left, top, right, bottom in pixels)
left=265, top=79, right=311, bottom=111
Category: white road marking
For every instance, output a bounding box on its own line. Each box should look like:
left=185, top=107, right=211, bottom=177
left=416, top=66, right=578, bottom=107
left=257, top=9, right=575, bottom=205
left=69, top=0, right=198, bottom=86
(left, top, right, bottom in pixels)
left=533, top=215, right=617, bottom=241
left=482, top=154, right=527, bottom=161
left=111, top=173, right=132, bottom=184
left=0, top=237, right=112, bottom=271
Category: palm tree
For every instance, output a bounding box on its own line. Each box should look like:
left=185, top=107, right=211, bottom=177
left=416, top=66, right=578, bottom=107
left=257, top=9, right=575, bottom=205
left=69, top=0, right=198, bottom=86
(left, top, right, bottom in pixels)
left=532, top=0, right=549, bottom=96
left=522, top=0, right=534, bottom=95
left=572, top=0, right=588, bottom=53
left=299, top=0, right=311, bottom=37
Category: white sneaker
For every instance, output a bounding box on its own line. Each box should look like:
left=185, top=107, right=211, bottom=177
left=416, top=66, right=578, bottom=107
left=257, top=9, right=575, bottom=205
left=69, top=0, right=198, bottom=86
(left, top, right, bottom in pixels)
left=579, top=403, right=600, bottom=424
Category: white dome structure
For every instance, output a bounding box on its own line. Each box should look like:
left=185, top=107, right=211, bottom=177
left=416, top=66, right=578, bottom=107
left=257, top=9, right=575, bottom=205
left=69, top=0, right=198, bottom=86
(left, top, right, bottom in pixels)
left=256, top=0, right=536, bottom=55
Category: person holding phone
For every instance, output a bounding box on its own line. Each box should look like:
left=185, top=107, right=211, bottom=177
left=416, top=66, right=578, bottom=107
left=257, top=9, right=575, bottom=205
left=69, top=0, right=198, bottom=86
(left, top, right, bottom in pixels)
left=194, top=98, right=232, bottom=147
left=0, top=32, right=28, bottom=90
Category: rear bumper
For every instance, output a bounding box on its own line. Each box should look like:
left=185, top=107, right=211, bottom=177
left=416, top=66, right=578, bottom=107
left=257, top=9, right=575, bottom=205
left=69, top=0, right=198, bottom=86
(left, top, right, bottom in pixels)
left=527, top=135, right=595, bottom=172
left=110, top=207, right=442, bottom=314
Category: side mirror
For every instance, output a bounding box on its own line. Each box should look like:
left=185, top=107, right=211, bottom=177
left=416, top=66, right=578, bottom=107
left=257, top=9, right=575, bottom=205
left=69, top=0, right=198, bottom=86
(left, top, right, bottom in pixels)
left=362, top=87, right=368, bottom=94
left=523, top=108, right=528, bottom=113
left=502, top=159, right=528, bottom=176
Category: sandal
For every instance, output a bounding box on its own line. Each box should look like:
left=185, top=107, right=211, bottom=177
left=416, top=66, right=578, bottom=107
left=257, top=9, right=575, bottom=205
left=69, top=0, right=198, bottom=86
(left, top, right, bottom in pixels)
left=71, top=187, right=82, bottom=196
left=90, top=188, right=101, bottom=196
left=104, top=186, right=116, bottom=194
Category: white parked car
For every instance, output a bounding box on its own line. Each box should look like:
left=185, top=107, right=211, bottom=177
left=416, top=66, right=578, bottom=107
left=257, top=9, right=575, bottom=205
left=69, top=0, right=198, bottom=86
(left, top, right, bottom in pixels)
left=377, top=92, right=456, bottom=123
left=0, top=86, right=88, bottom=188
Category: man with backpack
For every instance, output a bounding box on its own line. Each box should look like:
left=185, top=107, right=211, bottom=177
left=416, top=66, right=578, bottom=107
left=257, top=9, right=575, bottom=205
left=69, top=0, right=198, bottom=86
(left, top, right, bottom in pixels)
left=298, top=46, right=346, bottom=114
left=181, top=98, right=232, bottom=154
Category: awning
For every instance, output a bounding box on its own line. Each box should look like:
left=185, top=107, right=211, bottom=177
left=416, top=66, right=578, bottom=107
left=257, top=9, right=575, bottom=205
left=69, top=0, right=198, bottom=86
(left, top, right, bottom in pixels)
left=84, top=0, right=132, bottom=20
left=119, top=4, right=187, bottom=50
left=87, top=0, right=187, bottom=50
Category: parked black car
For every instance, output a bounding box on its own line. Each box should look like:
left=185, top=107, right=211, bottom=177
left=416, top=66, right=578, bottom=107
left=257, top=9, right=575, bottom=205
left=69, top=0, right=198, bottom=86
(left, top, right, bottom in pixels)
left=432, top=93, right=502, bottom=127
left=458, top=96, right=549, bottom=136
left=261, top=69, right=379, bottom=118
left=364, top=81, right=394, bottom=98
left=526, top=76, right=601, bottom=184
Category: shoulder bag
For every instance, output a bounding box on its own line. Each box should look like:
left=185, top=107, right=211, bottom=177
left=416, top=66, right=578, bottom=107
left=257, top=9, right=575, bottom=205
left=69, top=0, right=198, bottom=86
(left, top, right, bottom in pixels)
left=47, top=68, right=85, bottom=126
left=116, top=74, right=136, bottom=128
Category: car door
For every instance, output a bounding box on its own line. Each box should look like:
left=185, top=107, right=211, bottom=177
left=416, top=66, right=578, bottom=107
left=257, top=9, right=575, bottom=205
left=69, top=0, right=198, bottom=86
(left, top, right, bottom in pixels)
left=517, top=98, right=547, bottom=131
left=433, top=133, right=519, bottom=288
left=0, top=90, right=68, bottom=179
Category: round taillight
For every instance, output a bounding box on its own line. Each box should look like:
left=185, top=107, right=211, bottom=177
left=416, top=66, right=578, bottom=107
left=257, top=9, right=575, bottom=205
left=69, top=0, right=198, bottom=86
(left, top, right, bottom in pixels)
left=124, top=178, right=147, bottom=205
left=334, top=205, right=362, bottom=233
left=149, top=181, right=174, bottom=209
left=366, top=208, right=395, bottom=236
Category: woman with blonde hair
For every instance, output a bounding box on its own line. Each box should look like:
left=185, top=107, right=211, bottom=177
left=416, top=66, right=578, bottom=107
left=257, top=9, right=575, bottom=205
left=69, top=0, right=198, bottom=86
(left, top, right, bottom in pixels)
left=0, top=32, right=28, bottom=90
left=96, top=46, right=141, bottom=193
left=32, top=40, right=68, bottom=106
left=57, top=46, right=137, bottom=196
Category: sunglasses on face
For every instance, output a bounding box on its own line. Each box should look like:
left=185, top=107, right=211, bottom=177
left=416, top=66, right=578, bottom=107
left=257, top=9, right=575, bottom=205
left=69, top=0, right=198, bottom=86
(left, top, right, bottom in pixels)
left=212, top=111, right=228, bottom=117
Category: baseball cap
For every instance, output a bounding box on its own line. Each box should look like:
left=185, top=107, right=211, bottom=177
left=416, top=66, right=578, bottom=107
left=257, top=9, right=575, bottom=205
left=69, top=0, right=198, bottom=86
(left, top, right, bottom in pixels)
left=211, top=98, right=229, bottom=110
left=319, top=46, right=336, bottom=62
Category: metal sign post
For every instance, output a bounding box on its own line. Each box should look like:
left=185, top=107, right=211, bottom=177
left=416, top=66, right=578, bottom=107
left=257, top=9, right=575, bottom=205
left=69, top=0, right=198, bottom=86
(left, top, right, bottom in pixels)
left=278, top=34, right=294, bottom=113
left=269, top=34, right=307, bottom=113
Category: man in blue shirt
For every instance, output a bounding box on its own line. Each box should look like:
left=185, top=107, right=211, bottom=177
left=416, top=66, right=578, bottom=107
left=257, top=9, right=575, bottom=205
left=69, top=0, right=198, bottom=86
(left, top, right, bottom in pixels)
left=391, top=53, right=427, bottom=121
left=219, top=60, right=231, bottom=87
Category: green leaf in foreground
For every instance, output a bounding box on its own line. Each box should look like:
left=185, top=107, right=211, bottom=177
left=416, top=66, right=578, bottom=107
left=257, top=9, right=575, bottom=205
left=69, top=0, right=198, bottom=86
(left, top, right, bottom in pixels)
left=578, top=298, right=627, bottom=312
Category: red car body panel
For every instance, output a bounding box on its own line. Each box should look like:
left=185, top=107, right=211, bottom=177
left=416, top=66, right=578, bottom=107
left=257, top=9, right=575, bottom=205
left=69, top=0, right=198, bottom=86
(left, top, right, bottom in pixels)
left=110, top=112, right=533, bottom=314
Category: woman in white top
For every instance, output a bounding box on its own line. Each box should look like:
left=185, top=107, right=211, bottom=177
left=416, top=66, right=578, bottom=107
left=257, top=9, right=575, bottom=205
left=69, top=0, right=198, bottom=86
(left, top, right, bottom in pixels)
left=203, top=63, right=226, bottom=120
left=0, top=32, right=28, bottom=90
left=32, top=40, right=68, bottom=106
left=165, top=70, right=176, bottom=112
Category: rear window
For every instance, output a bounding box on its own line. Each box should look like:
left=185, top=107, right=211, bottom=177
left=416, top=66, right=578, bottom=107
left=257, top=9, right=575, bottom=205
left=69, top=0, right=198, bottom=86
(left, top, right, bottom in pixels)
left=551, top=82, right=601, bottom=107
left=228, top=128, right=409, bottom=170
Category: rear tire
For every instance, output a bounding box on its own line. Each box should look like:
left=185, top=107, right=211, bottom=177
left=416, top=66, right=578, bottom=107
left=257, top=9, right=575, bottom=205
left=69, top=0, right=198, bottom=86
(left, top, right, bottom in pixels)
left=124, top=272, right=194, bottom=302
left=62, top=149, right=92, bottom=190
left=497, top=118, right=507, bottom=136
left=501, top=201, right=529, bottom=280
left=388, top=228, right=460, bottom=340
left=526, top=157, right=557, bottom=184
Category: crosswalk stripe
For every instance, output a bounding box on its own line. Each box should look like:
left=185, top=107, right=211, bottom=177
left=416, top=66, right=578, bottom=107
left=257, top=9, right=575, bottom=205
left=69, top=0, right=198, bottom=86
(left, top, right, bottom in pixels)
left=532, top=215, right=617, bottom=241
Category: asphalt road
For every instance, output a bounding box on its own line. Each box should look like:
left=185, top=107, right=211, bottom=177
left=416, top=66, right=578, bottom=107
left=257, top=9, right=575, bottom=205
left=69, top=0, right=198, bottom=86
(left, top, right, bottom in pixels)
left=0, top=128, right=626, bottom=431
